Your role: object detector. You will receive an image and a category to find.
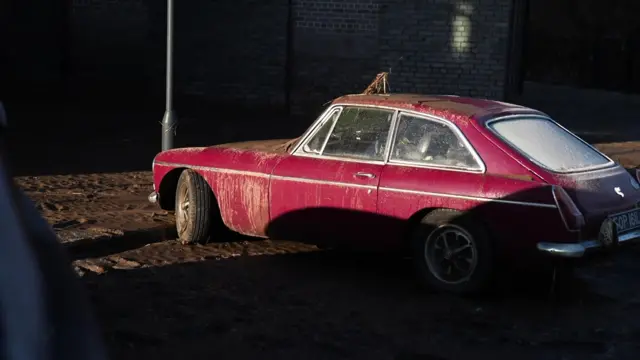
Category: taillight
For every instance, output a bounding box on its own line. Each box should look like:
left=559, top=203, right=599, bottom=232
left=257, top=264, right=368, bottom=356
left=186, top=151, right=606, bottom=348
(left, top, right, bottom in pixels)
left=552, top=186, right=585, bottom=232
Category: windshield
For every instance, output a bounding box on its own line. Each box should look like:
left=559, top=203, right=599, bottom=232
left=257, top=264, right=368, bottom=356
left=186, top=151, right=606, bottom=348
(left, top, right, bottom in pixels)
left=488, top=116, right=612, bottom=173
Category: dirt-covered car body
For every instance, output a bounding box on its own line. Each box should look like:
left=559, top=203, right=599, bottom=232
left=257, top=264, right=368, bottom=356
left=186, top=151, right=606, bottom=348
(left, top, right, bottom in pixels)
left=150, top=94, right=640, bottom=263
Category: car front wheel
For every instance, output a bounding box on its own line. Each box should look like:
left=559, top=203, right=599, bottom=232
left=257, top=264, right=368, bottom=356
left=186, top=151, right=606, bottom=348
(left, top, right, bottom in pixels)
left=175, top=169, right=213, bottom=244
left=411, top=209, right=493, bottom=295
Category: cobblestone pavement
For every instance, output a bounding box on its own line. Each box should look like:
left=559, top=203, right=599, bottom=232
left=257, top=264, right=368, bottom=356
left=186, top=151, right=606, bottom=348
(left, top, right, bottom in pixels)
left=12, top=140, right=640, bottom=360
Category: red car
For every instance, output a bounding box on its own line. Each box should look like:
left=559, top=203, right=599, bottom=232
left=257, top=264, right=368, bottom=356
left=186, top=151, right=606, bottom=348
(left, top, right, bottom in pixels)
left=149, top=94, right=640, bottom=294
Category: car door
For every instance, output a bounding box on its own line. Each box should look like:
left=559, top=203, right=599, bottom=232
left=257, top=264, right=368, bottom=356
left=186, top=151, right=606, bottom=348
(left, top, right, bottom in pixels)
left=268, top=105, right=397, bottom=248
left=376, top=112, right=487, bottom=244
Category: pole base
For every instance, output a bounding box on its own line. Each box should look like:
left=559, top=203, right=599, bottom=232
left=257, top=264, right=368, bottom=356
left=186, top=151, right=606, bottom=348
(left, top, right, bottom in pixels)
left=161, top=110, right=177, bottom=151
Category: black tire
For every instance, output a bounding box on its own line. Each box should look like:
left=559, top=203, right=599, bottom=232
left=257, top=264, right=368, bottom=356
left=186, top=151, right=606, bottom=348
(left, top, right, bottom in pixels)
left=410, top=209, right=493, bottom=295
left=175, top=169, right=213, bottom=245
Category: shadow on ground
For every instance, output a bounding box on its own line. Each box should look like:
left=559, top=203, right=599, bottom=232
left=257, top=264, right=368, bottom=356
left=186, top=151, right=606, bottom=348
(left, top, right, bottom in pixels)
left=68, top=196, right=640, bottom=360
left=65, top=225, right=177, bottom=260
left=78, top=241, right=640, bottom=360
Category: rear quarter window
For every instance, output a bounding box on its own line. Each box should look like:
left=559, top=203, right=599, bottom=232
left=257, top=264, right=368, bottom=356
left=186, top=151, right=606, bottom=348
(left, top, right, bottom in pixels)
left=488, top=116, right=613, bottom=173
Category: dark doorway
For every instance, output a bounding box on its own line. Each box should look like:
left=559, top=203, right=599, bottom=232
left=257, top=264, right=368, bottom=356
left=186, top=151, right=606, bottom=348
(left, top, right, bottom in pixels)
left=504, top=0, right=529, bottom=100
left=523, top=0, right=640, bottom=94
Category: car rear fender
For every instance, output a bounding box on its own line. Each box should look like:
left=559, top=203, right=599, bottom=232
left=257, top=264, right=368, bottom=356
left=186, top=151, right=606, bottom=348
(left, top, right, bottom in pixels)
left=404, top=207, right=493, bottom=248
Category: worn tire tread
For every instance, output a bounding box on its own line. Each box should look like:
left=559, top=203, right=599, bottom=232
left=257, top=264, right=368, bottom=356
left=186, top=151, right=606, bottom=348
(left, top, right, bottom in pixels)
left=176, top=170, right=213, bottom=244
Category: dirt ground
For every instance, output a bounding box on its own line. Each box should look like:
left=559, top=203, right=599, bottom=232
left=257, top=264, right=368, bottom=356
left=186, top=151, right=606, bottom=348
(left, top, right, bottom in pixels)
left=10, top=138, right=640, bottom=360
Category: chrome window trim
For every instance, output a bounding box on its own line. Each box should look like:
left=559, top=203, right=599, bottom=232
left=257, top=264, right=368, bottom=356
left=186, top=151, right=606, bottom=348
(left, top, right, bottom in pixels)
left=387, top=111, right=487, bottom=174
left=291, top=102, right=487, bottom=174
left=386, top=160, right=487, bottom=174
left=485, top=114, right=616, bottom=175
left=293, top=104, right=397, bottom=163
left=289, top=105, right=343, bottom=155
left=318, top=109, right=341, bottom=155
left=382, top=109, right=400, bottom=163
left=289, top=152, right=387, bottom=166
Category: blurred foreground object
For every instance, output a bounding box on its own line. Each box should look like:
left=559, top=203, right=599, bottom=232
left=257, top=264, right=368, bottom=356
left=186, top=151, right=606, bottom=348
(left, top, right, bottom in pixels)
left=0, top=102, right=107, bottom=360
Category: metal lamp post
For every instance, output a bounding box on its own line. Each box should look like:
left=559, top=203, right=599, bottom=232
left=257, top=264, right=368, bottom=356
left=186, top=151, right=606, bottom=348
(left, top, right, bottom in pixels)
left=161, top=0, right=176, bottom=151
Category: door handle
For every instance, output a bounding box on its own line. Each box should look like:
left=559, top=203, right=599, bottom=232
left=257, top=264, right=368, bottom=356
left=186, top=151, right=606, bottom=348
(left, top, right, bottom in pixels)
left=354, top=172, right=376, bottom=179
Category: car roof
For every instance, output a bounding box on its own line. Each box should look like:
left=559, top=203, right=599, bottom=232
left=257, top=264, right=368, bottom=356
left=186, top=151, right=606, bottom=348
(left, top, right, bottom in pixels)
left=331, top=93, right=545, bottom=125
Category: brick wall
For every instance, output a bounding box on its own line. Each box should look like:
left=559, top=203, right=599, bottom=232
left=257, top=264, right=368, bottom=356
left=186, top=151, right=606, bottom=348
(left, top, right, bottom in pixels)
left=378, top=0, right=511, bottom=99
left=291, top=0, right=382, bottom=114
left=292, top=0, right=513, bottom=114
left=60, top=0, right=513, bottom=114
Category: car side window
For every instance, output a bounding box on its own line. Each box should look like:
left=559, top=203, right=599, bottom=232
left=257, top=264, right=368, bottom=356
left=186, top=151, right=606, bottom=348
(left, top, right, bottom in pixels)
left=320, top=107, right=395, bottom=161
left=302, top=110, right=340, bottom=155
left=391, top=114, right=482, bottom=170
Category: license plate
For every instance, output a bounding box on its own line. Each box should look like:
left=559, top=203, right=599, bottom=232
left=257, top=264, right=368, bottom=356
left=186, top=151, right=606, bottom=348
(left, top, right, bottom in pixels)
left=609, top=207, right=640, bottom=234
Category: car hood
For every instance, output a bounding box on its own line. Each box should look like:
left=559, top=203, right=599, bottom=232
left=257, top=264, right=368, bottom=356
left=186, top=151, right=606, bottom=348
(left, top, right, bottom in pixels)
left=208, top=138, right=299, bottom=153
left=153, top=138, right=299, bottom=165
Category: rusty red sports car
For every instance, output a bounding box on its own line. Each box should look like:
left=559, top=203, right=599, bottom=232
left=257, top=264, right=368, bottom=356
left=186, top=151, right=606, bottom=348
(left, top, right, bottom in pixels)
left=149, top=94, right=640, bottom=294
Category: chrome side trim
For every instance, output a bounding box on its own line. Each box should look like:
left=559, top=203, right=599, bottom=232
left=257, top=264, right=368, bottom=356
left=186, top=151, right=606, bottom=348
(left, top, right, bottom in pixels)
left=154, top=161, right=270, bottom=178
left=379, top=187, right=557, bottom=209
left=537, top=229, right=640, bottom=258
left=154, top=161, right=557, bottom=209
left=270, top=175, right=377, bottom=190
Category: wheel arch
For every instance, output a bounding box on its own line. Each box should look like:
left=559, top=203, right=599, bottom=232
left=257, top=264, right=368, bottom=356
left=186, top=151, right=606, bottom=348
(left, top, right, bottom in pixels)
left=158, top=167, right=220, bottom=212
left=158, top=168, right=186, bottom=210
left=404, top=206, right=494, bottom=246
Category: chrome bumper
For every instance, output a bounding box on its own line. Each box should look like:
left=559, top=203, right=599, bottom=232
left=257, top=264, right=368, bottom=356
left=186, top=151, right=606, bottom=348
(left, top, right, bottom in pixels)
left=537, top=229, right=640, bottom=258
left=148, top=192, right=159, bottom=204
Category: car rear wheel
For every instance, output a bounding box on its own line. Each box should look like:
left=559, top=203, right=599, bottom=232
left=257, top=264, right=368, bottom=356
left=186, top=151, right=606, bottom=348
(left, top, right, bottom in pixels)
left=175, top=169, right=213, bottom=245
left=411, top=209, right=493, bottom=295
